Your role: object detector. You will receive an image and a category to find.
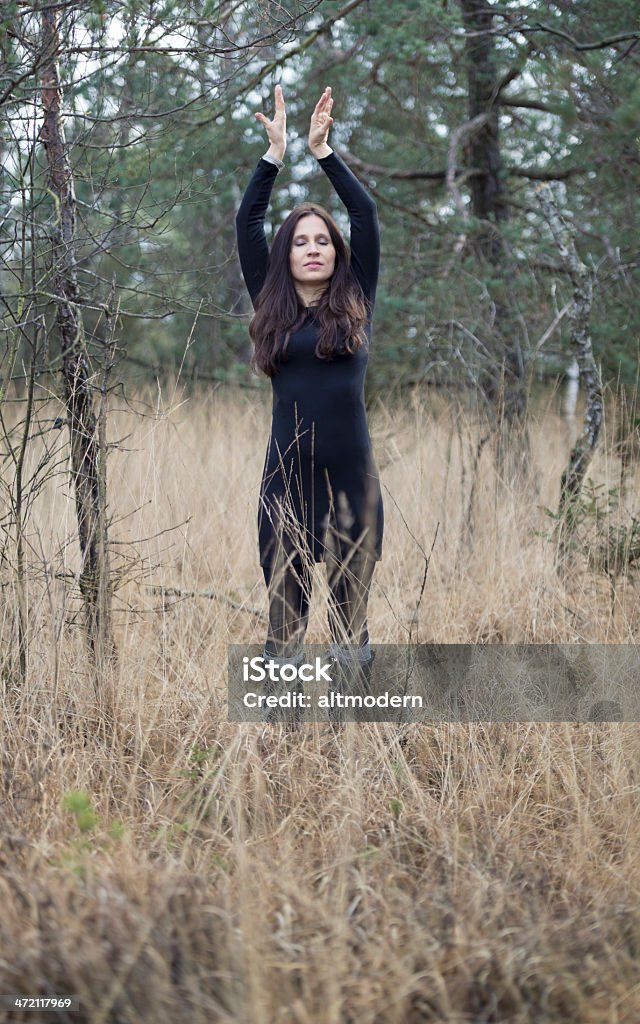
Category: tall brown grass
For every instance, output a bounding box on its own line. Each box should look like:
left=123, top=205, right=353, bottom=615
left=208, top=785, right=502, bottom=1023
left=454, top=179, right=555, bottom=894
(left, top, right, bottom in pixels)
left=0, top=382, right=638, bottom=1023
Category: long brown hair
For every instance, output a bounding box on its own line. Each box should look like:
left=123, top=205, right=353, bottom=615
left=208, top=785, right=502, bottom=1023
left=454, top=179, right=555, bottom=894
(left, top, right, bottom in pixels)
left=249, top=203, right=370, bottom=378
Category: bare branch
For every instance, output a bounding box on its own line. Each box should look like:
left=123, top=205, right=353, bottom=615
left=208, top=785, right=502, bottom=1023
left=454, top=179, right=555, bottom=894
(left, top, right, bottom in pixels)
left=522, top=23, right=640, bottom=52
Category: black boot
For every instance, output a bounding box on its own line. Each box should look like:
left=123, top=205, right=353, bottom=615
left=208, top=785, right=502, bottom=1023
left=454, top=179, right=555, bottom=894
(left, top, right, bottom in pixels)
left=327, top=646, right=377, bottom=724
left=262, top=649, right=306, bottom=728
left=587, top=699, right=623, bottom=722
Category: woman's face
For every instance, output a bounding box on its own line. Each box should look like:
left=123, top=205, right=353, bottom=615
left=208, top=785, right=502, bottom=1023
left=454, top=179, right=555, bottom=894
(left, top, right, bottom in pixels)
left=289, top=214, right=336, bottom=296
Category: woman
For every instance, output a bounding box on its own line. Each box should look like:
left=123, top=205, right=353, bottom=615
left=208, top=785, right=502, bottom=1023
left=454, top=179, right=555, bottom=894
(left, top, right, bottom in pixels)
left=235, top=84, right=384, bottom=690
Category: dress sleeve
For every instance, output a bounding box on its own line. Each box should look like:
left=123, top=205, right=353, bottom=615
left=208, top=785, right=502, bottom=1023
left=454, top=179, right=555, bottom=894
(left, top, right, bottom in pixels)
left=235, top=158, right=281, bottom=308
left=317, top=150, right=380, bottom=307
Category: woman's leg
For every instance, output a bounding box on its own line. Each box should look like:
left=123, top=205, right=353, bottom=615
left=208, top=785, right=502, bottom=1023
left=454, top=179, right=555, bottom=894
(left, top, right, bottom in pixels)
left=325, top=550, right=377, bottom=721
left=325, top=548, right=376, bottom=655
left=262, top=559, right=314, bottom=660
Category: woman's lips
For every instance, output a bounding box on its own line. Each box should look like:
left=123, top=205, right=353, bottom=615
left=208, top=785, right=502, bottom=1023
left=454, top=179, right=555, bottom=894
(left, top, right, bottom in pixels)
left=305, top=262, right=322, bottom=268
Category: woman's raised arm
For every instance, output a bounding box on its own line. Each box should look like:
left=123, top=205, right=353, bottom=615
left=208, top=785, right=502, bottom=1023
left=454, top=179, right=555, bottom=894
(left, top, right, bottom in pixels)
left=308, top=87, right=380, bottom=307
left=235, top=85, right=287, bottom=307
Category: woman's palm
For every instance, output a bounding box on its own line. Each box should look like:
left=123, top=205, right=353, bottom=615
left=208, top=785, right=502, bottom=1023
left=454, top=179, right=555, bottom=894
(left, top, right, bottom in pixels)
left=255, top=84, right=286, bottom=149
left=309, top=87, right=334, bottom=149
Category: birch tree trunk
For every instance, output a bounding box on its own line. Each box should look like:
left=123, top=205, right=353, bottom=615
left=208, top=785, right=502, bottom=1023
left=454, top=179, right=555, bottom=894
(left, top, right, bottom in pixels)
left=40, top=7, right=115, bottom=669
left=535, top=182, right=603, bottom=564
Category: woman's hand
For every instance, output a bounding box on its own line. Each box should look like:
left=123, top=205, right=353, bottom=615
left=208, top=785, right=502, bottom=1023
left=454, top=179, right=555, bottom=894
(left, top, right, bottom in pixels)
left=255, top=84, right=286, bottom=161
left=309, top=86, right=334, bottom=158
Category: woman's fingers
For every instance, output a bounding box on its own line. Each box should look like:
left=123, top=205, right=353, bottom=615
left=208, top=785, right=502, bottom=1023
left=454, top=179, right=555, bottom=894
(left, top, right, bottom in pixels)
left=313, top=86, right=332, bottom=114
left=308, top=85, right=334, bottom=148
left=255, top=85, right=285, bottom=131
left=255, top=84, right=286, bottom=131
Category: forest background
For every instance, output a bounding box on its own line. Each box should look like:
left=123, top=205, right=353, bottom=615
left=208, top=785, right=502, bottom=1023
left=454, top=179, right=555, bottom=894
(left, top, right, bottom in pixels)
left=2, top=0, right=638, bottom=401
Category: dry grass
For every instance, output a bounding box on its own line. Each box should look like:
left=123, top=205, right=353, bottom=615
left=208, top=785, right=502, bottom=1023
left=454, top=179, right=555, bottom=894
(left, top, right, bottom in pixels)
left=1, top=382, right=639, bottom=1023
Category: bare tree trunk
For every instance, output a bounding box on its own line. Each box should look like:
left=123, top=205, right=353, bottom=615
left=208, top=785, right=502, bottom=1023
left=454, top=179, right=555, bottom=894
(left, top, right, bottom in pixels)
left=40, top=8, right=116, bottom=669
left=459, top=0, right=528, bottom=465
left=535, top=183, right=603, bottom=564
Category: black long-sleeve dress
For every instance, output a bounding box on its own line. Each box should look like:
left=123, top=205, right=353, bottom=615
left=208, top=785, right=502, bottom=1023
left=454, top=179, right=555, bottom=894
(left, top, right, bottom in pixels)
left=235, top=150, right=384, bottom=570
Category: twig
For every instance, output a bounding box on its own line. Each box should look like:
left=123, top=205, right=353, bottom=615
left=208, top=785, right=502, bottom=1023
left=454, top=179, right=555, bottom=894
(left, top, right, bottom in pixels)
left=148, top=584, right=266, bottom=621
